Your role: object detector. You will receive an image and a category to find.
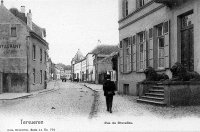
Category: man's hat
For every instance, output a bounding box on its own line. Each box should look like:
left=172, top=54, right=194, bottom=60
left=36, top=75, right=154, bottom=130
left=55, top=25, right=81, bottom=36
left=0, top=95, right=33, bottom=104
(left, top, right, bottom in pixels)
left=105, top=74, right=111, bottom=80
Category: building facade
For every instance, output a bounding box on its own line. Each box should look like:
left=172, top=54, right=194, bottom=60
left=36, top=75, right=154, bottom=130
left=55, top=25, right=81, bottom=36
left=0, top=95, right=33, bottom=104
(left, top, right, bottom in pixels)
left=64, top=70, right=71, bottom=80
left=85, top=53, right=95, bottom=82
left=92, top=45, right=118, bottom=84
left=81, top=58, right=86, bottom=81
left=0, top=2, right=48, bottom=93
left=118, top=0, right=200, bottom=95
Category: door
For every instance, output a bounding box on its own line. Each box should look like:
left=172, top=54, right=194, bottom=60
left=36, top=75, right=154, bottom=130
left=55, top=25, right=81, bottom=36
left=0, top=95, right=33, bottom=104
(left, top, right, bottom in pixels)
left=3, top=73, right=9, bottom=92
left=181, top=13, right=194, bottom=71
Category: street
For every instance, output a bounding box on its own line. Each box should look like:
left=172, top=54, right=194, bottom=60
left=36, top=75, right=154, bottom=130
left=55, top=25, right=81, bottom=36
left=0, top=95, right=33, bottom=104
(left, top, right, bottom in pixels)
left=1, top=81, right=200, bottom=132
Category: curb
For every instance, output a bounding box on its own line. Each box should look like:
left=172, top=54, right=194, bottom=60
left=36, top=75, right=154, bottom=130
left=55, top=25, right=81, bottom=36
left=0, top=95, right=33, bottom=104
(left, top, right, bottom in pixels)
left=83, top=84, right=99, bottom=92
left=0, top=81, right=60, bottom=100
left=0, top=94, right=32, bottom=100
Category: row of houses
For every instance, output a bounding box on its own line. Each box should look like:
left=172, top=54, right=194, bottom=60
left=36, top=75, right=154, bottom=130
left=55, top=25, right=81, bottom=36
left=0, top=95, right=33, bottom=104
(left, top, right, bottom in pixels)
left=46, top=59, right=71, bottom=81
left=0, top=1, right=50, bottom=93
left=71, top=45, right=118, bottom=84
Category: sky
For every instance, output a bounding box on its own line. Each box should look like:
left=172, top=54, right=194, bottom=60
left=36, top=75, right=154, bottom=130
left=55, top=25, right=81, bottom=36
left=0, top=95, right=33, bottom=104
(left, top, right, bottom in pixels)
left=4, top=0, right=119, bottom=65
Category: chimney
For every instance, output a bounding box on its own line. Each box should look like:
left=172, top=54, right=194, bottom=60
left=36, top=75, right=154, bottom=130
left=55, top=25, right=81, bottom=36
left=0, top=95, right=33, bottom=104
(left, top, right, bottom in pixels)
left=21, top=6, right=25, bottom=13
left=27, top=9, right=32, bottom=30
left=1, top=0, right=3, bottom=5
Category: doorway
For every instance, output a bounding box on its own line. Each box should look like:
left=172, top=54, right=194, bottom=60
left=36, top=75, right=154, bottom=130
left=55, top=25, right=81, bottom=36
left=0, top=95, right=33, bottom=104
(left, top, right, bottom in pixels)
left=180, top=12, right=194, bottom=71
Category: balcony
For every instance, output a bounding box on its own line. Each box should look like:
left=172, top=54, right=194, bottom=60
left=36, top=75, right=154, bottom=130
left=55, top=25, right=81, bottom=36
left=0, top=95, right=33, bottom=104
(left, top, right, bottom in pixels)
left=153, top=0, right=186, bottom=7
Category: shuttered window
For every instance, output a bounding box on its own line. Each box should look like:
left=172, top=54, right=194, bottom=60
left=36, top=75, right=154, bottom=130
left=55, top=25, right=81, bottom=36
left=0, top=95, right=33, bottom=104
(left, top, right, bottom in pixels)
left=164, top=21, right=170, bottom=68
left=156, top=21, right=170, bottom=69
left=137, top=31, right=146, bottom=71
left=148, top=28, right=154, bottom=67
left=157, top=24, right=165, bottom=68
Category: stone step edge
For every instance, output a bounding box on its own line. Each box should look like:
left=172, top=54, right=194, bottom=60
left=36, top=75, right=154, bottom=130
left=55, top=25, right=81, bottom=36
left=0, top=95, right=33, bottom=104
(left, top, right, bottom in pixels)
left=141, top=95, right=164, bottom=100
left=145, top=93, right=164, bottom=96
left=137, top=98, right=166, bottom=105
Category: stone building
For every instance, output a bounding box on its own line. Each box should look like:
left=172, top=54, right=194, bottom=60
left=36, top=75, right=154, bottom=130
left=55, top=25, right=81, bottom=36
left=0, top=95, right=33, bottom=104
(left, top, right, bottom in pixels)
left=118, top=0, right=200, bottom=95
left=71, top=45, right=118, bottom=83
left=0, top=2, right=49, bottom=93
left=97, top=52, right=118, bottom=84
left=92, top=45, right=118, bottom=84
left=71, top=49, right=84, bottom=82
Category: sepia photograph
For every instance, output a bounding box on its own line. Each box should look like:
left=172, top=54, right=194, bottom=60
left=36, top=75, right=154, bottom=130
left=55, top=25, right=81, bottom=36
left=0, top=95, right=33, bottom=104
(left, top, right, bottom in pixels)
left=1, top=0, right=200, bottom=131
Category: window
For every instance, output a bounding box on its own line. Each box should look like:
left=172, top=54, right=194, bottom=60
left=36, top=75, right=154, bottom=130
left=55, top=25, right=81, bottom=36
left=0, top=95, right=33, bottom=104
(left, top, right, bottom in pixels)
left=32, top=45, right=36, bottom=60
left=136, top=0, right=150, bottom=8
left=148, top=28, right=153, bottom=67
left=122, top=0, right=128, bottom=17
left=44, top=71, right=47, bottom=81
left=157, top=24, right=165, bottom=68
left=40, top=70, right=42, bottom=84
left=123, top=84, right=129, bottom=95
left=139, top=0, right=144, bottom=7
left=125, top=0, right=128, bottom=16
left=181, top=13, right=193, bottom=28
left=44, top=51, right=47, bottom=63
left=40, top=49, right=42, bottom=62
left=138, top=31, right=145, bottom=70
left=11, top=27, right=17, bottom=37
left=33, top=68, right=35, bottom=84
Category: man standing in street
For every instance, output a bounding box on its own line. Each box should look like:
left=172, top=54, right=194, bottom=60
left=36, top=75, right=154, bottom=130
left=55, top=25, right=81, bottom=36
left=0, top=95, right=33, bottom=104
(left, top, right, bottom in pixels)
left=103, top=74, right=116, bottom=113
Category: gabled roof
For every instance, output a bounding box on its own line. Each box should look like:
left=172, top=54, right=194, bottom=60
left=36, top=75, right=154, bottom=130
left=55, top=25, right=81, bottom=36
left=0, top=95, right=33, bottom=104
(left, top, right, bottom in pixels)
left=0, top=5, right=48, bottom=47
left=9, top=8, right=45, bottom=38
left=72, top=49, right=84, bottom=63
left=90, top=45, right=119, bottom=55
left=98, top=51, right=118, bottom=64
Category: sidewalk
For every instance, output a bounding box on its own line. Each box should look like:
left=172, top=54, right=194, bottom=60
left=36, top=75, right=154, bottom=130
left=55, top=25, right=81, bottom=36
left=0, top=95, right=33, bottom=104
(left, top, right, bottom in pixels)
left=0, top=80, right=59, bottom=100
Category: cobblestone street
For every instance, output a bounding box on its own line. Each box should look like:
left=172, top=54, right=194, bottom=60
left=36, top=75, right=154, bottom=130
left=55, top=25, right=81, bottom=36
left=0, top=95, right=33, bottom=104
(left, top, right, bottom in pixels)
left=1, top=81, right=200, bottom=132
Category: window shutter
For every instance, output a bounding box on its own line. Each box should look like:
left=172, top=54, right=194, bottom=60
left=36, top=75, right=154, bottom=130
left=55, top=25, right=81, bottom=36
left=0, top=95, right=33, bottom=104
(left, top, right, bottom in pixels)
left=132, top=35, right=136, bottom=71
left=136, top=35, right=140, bottom=72
left=127, top=38, right=130, bottom=72
left=148, top=28, right=154, bottom=67
left=153, top=27, right=158, bottom=69
left=129, top=37, right=132, bottom=72
left=119, top=41, right=123, bottom=73
left=164, top=20, right=170, bottom=68
left=144, top=31, right=147, bottom=70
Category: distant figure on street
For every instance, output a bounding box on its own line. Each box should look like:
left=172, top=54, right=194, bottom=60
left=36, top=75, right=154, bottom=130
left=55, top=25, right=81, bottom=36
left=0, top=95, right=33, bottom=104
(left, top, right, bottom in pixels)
left=103, top=74, right=116, bottom=113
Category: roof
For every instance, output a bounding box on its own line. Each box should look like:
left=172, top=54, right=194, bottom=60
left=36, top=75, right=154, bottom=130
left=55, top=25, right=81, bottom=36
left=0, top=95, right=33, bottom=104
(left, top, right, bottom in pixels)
left=90, top=45, right=119, bottom=55
left=7, top=7, right=48, bottom=46
left=72, top=49, right=84, bottom=63
left=98, top=52, right=118, bottom=64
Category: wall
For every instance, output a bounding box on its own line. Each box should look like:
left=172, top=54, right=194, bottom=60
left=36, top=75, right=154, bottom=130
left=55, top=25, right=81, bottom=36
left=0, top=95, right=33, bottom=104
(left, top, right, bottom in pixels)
left=0, top=5, right=28, bottom=93
left=86, top=54, right=94, bottom=82
left=29, top=36, right=48, bottom=92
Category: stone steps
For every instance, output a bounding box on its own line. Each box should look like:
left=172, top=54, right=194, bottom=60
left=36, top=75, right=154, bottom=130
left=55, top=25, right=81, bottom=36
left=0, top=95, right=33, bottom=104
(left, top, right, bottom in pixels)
left=137, top=83, right=166, bottom=105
